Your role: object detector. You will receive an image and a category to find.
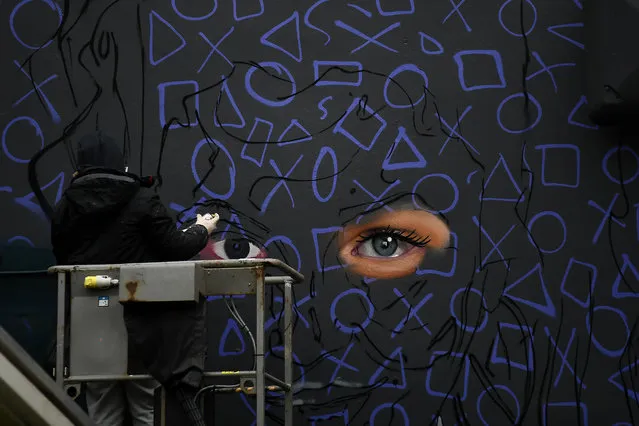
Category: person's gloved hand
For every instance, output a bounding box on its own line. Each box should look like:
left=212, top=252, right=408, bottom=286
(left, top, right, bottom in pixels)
left=195, top=213, right=219, bottom=234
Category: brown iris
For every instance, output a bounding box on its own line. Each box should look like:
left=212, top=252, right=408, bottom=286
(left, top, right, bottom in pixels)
left=338, top=209, right=451, bottom=279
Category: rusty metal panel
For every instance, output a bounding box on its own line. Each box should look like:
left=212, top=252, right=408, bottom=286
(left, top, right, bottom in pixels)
left=195, top=265, right=260, bottom=295
left=118, top=263, right=200, bottom=303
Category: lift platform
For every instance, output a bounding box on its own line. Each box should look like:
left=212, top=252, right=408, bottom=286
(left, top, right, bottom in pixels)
left=48, top=258, right=304, bottom=426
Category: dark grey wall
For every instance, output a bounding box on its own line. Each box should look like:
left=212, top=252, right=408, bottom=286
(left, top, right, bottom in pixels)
left=1, top=0, right=638, bottom=424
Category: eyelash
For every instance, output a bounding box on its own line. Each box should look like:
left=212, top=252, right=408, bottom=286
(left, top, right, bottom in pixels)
left=355, top=226, right=432, bottom=248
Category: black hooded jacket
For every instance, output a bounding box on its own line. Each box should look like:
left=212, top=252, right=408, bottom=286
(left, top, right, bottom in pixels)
left=51, top=132, right=209, bottom=388
left=51, top=133, right=208, bottom=265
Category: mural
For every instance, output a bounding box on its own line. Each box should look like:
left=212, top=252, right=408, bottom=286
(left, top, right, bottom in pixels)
left=1, top=0, right=638, bottom=424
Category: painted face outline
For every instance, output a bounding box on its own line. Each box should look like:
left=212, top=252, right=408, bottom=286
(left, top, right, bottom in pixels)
left=338, top=206, right=451, bottom=280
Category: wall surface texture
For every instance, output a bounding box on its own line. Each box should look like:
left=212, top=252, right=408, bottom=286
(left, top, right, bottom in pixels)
left=1, top=0, right=638, bottom=424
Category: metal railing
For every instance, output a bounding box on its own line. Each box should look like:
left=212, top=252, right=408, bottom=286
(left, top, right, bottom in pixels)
left=49, top=258, right=304, bottom=426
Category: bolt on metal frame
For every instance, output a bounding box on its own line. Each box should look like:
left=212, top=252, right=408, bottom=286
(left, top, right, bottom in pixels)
left=49, top=258, right=304, bottom=426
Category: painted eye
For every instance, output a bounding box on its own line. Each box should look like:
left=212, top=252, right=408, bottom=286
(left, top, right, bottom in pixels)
left=199, top=238, right=267, bottom=260
left=356, top=233, right=417, bottom=258
left=338, top=209, right=450, bottom=280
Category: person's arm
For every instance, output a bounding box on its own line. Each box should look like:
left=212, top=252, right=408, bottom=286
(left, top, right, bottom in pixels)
left=140, top=192, right=210, bottom=261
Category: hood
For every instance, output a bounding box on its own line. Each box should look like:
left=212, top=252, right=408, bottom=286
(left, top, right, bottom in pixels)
left=51, top=171, right=141, bottom=264
left=64, top=172, right=140, bottom=217
left=76, top=131, right=126, bottom=172
left=62, top=131, right=136, bottom=217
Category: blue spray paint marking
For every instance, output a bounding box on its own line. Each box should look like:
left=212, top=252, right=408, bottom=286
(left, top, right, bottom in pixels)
left=526, top=211, right=567, bottom=254
left=190, top=138, right=236, bottom=200
left=498, top=0, right=537, bottom=37
left=260, top=11, right=303, bottom=62
left=547, top=22, right=584, bottom=50
left=367, top=346, right=407, bottom=389
left=489, top=323, right=534, bottom=371
left=12, top=60, right=60, bottom=123
left=453, top=50, right=506, bottom=92
left=198, top=27, right=234, bottom=72
left=419, top=31, right=444, bottom=54
left=559, top=258, right=598, bottom=308
left=383, top=64, right=429, bottom=108
left=333, top=97, right=388, bottom=151
left=157, top=80, right=199, bottom=129
left=536, top=144, right=581, bottom=188
left=259, top=155, right=304, bottom=213
left=10, top=0, right=63, bottom=50
left=390, top=288, right=433, bottom=337
left=245, top=62, right=296, bottom=107
left=568, top=96, right=598, bottom=129
left=425, top=351, right=471, bottom=400
left=214, top=75, right=246, bottom=129
left=436, top=106, right=479, bottom=155
left=219, top=318, right=246, bottom=356
left=544, top=327, right=587, bottom=389
left=503, top=263, right=556, bottom=318
left=443, top=0, right=471, bottom=32
left=611, top=254, right=639, bottom=299
left=602, top=146, right=639, bottom=185
left=473, top=216, right=516, bottom=271
left=526, top=51, right=576, bottom=93
left=171, top=0, right=218, bottom=21
left=15, top=172, right=64, bottom=220
left=608, top=359, right=639, bottom=402
left=240, top=118, right=273, bottom=167
left=2, top=116, right=44, bottom=163
left=497, top=92, right=542, bottom=134
left=148, top=10, right=186, bottom=66
left=588, top=194, right=626, bottom=245
left=233, top=0, right=264, bottom=22
left=479, top=154, right=524, bottom=202
left=321, top=343, right=359, bottom=394
left=312, top=146, right=338, bottom=203
left=314, top=61, right=363, bottom=86
left=585, top=305, right=630, bottom=358
left=370, top=403, right=410, bottom=426
left=381, top=126, right=427, bottom=170
left=330, top=288, right=374, bottom=334
left=334, top=20, right=401, bottom=54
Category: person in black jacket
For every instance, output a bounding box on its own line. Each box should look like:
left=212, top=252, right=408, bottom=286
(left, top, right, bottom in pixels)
left=51, top=131, right=218, bottom=426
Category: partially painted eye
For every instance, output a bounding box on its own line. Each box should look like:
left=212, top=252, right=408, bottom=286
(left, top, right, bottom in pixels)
left=339, top=210, right=450, bottom=279
left=199, top=238, right=267, bottom=260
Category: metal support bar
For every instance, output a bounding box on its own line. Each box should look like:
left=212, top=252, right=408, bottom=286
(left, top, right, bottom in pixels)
left=55, top=272, right=65, bottom=386
left=0, top=269, right=49, bottom=276
left=48, top=258, right=304, bottom=283
left=264, top=373, right=290, bottom=391
left=159, top=387, right=166, bottom=426
left=208, top=385, right=283, bottom=394
left=284, top=280, right=293, bottom=426
left=65, top=371, right=258, bottom=383
left=255, top=269, right=266, bottom=426
left=264, top=276, right=293, bottom=285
